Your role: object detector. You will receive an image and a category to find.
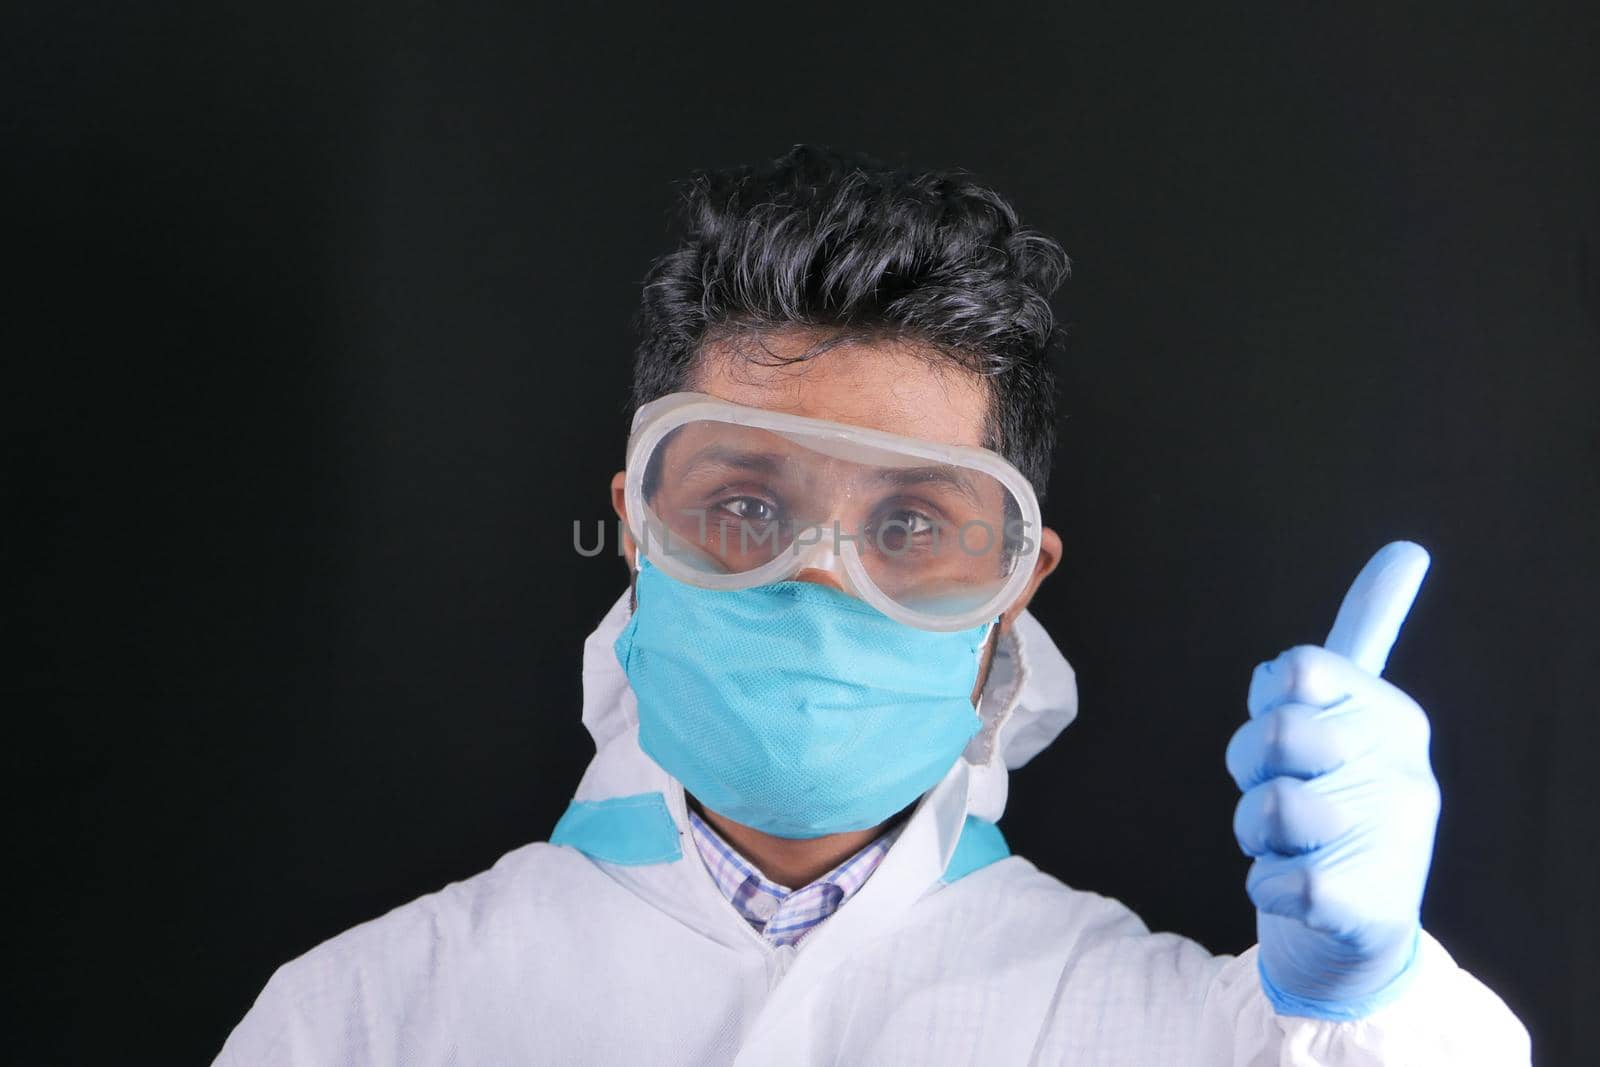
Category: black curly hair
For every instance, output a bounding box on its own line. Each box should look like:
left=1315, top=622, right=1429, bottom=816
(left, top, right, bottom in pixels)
left=631, top=145, right=1070, bottom=498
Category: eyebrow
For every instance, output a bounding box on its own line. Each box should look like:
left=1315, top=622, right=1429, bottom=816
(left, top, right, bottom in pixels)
left=676, top=447, right=984, bottom=504
left=679, top=446, right=788, bottom=478
left=870, top=465, right=983, bottom=505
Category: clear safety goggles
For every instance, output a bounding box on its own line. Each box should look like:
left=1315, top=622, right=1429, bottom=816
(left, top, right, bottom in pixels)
left=624, top=392, right=1042, bottom=632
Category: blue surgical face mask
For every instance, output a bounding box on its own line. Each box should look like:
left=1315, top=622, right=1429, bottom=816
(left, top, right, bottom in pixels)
left=614, top=556, right=993, bottom=840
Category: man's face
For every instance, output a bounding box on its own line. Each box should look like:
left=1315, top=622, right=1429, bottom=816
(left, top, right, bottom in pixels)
left=611, top=328, right=1062, bottom=702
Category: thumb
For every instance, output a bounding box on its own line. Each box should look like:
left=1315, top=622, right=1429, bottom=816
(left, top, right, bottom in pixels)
left=1323, top=541, right=1431, bottom=677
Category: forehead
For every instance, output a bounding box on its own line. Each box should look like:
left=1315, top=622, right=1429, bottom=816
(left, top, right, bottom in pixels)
left=691, top=330, right=990, bottom=448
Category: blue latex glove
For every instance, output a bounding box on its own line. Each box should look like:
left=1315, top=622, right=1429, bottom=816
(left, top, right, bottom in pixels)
left=1226, top=541, right=1440, bottom=1019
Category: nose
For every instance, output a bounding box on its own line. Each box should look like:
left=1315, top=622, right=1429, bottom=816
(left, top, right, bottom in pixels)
left=790, top=538, right=854, bottom=596
left=792, top=567, right=849, bottom=594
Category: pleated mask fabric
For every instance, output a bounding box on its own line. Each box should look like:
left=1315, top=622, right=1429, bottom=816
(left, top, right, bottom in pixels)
left=615, top=557, right=991, bottom=839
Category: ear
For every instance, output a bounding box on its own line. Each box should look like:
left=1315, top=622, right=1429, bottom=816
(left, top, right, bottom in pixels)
left=610, top=470, right=637, bottom=570
left=999, top=525, right=1061, bottom=632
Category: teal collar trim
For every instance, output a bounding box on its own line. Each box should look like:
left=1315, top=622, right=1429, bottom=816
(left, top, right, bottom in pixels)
left=549, top=792, right=683, bottom=866
left=941, top=816, right=1010, bottom=883
left=549, top=794, right=1007, bottom=882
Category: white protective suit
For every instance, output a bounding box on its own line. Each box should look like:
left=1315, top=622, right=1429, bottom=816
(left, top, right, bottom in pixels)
left=218, top=591, right=1529, bottom=1065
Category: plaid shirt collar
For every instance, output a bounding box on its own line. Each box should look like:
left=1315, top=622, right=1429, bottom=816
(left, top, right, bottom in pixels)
left=687, top=808, right=900, bottom=947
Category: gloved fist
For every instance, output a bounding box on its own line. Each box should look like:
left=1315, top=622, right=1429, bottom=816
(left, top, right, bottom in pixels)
left=1225, top=542, right=1440, bottom=1019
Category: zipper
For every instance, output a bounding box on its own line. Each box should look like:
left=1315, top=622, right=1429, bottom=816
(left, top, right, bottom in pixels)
left=665, top=782, right=781, bottom=955
left=766, top=944, right=796, bottom=989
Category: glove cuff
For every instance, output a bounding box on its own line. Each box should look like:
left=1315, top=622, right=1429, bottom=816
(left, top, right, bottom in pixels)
left=1258, top=926, right=1423, bottom=1021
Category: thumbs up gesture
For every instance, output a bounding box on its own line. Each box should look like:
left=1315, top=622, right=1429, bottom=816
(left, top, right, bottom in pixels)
left=1226, top=542, right=1441, bottom=1019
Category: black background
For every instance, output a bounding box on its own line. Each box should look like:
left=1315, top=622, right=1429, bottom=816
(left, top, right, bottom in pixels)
left=9, top=4, right=1597, bottom=1064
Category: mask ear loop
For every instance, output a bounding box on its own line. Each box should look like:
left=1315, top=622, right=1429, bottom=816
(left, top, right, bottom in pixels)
left=972, top=616, right=1001, bottom=719
left=977, top=618, right=997, bottom=656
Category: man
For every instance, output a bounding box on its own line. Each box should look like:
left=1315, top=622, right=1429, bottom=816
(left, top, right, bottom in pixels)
left=219, top=146, right=1528, bottom=1064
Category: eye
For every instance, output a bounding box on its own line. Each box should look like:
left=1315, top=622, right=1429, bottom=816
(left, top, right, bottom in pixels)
left=887, top=510, right=935, bottom=535
left=870, top=507, right=939, bottom=553
left=717, top=496, right=778, bottom=523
